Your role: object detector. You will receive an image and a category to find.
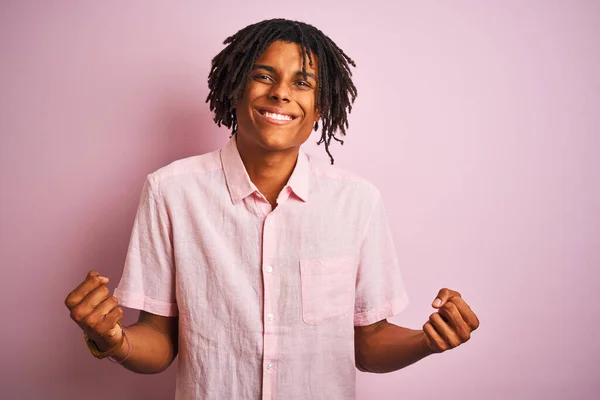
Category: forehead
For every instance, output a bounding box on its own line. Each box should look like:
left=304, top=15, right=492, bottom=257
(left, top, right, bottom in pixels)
left=255, top=40, right=318, bottom=75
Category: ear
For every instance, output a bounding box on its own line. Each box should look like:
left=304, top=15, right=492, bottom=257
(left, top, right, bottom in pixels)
left=314, top=108, right=321, bottom=122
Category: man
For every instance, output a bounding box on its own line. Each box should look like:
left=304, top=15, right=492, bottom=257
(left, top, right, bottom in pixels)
left=65, top=18, right=479, bottom=399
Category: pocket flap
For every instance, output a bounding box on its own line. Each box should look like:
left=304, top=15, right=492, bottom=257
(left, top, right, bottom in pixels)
left=300, top=256, right=354, bottom=275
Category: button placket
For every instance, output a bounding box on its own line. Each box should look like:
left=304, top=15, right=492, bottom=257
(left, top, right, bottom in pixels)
left=261, top=214, right=280, bottom=398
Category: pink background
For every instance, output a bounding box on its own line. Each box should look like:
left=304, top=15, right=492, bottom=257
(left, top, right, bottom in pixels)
left=1, top=1, right=598, bottom=399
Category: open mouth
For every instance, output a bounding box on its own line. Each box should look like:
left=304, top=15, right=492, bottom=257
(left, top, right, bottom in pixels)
left=257, top=109, right=297, bottom=123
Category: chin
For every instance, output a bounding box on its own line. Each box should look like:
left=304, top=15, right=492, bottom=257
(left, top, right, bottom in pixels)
left=248, top=127, right=301, bottom=152
left=236, top=121, right=312, bottom=153
left=257, top=135, right=297, bottom=152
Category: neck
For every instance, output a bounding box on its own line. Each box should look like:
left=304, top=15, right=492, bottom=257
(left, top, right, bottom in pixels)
left=235, top=135, right=299, bottom=206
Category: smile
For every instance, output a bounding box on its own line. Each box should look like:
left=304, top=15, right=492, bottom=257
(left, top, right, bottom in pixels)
left=256, top=108, right=297, bottom=125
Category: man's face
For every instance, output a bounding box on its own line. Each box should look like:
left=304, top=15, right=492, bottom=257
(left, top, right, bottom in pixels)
left=234, top=40, right=320, bottom=154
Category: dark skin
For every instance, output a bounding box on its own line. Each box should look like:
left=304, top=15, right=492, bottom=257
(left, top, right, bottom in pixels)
left=234, top=40, right=320, bottom=207
left=355, top=289, right=480, bottom=373
left=64, top=41, right=479, bottom=373
left=64, top=271, right=177, bottom=373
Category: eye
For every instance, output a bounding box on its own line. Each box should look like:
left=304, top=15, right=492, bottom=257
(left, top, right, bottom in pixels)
left=254, top=74, right=272, bottom=82
left=295, top=80, right=311, bottom=88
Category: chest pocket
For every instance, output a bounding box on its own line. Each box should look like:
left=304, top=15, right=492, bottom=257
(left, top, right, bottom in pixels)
left=299, top=256, right=356, bottom=325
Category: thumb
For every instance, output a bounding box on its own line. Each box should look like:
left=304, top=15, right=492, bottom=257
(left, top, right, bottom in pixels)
left=432, top=288, right=458, bottom=309
left=107, top=320, right=121, bottom=338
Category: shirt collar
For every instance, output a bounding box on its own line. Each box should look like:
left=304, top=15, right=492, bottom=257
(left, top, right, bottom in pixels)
left=286, top=145, right=309, bottom=202
left=220, top=136, right=310, bottom=204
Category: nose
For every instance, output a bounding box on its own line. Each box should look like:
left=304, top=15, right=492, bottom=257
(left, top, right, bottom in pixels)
left=269, top=82, right=291, bottom=103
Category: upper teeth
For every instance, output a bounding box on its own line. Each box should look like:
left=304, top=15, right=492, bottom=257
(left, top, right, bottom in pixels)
left=264, top=111, right=293, bottom=121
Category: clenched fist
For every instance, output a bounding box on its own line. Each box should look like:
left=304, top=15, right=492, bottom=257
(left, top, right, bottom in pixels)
left=64, top=271, right=124, bottom=352
left=423, top=288, right=480, bottom=353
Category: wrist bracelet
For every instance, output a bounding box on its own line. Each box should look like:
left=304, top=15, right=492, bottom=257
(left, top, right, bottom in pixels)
left=83, top=322, right=126, bottom=360
left=108, top=329, right=131, bottom=364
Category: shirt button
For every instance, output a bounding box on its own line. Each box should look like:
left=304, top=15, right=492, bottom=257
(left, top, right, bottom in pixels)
left=265, top=265, right=273, bottom=273
left=266, top=362, right=273, bottom=370
left=267, top=313, right=274, bottom=321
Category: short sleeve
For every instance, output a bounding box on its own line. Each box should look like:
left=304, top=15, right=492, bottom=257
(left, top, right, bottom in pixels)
left=353, top=193, right=409, bottom=326
left=114, top=175, right=178, bottom=317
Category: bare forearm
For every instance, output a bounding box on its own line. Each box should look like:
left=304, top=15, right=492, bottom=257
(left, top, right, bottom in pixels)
left=103, top=321, right=177, bottom=374
left=355, top=321, right=433, bottom=373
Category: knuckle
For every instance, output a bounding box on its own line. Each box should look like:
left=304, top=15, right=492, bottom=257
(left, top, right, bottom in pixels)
left=441, top=288, right=461, bottom=298
left=448, top=295, right=460, bottom=304
left=70, top=308, right=84, bottom=322
left=83, top=314, right=99, bottom=328
left=98, top=285, right=109, bottom=296
left=468, top=316, right=480, bottom=330
left=458, top=327, right=471, bottom=341
left=108, top=306, right=123, bottom=319
left=111, top=307, right=124, bottom=320
left=64, top=295, right=75, bottom=309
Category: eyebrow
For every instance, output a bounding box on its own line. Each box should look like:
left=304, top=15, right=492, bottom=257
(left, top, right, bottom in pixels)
left=253, top=64, right=317, bottom=82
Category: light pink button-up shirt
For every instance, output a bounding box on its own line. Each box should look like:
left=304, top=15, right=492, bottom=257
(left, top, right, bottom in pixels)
left=115, top=136, right=409, bottom=399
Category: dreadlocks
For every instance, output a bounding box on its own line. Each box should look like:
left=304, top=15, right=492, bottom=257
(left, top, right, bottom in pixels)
left=206, top=18, right=357, bottom=164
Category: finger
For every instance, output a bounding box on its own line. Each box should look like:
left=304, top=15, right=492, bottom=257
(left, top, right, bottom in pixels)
left=432, top=288, right=461, bottom=308
left=423, top=321, right=448, bottom=353
left=69, top=284, right=111, bottom=325
left=64, top=271, right=109, bottom=310
left=96, top=305, right=125, bottom=339
left=82, top=296, right=119, bottom=333
left=86, top=305, right=125, bottom=351
left=448, top=296, right=480, bottom=331
left=429, top=312, right=461, bottom=348
left=438, top=301, right=471, bottom=342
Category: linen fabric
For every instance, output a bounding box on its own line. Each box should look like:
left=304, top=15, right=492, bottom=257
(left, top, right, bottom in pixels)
left=115, top=136, right=409, bottom=399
